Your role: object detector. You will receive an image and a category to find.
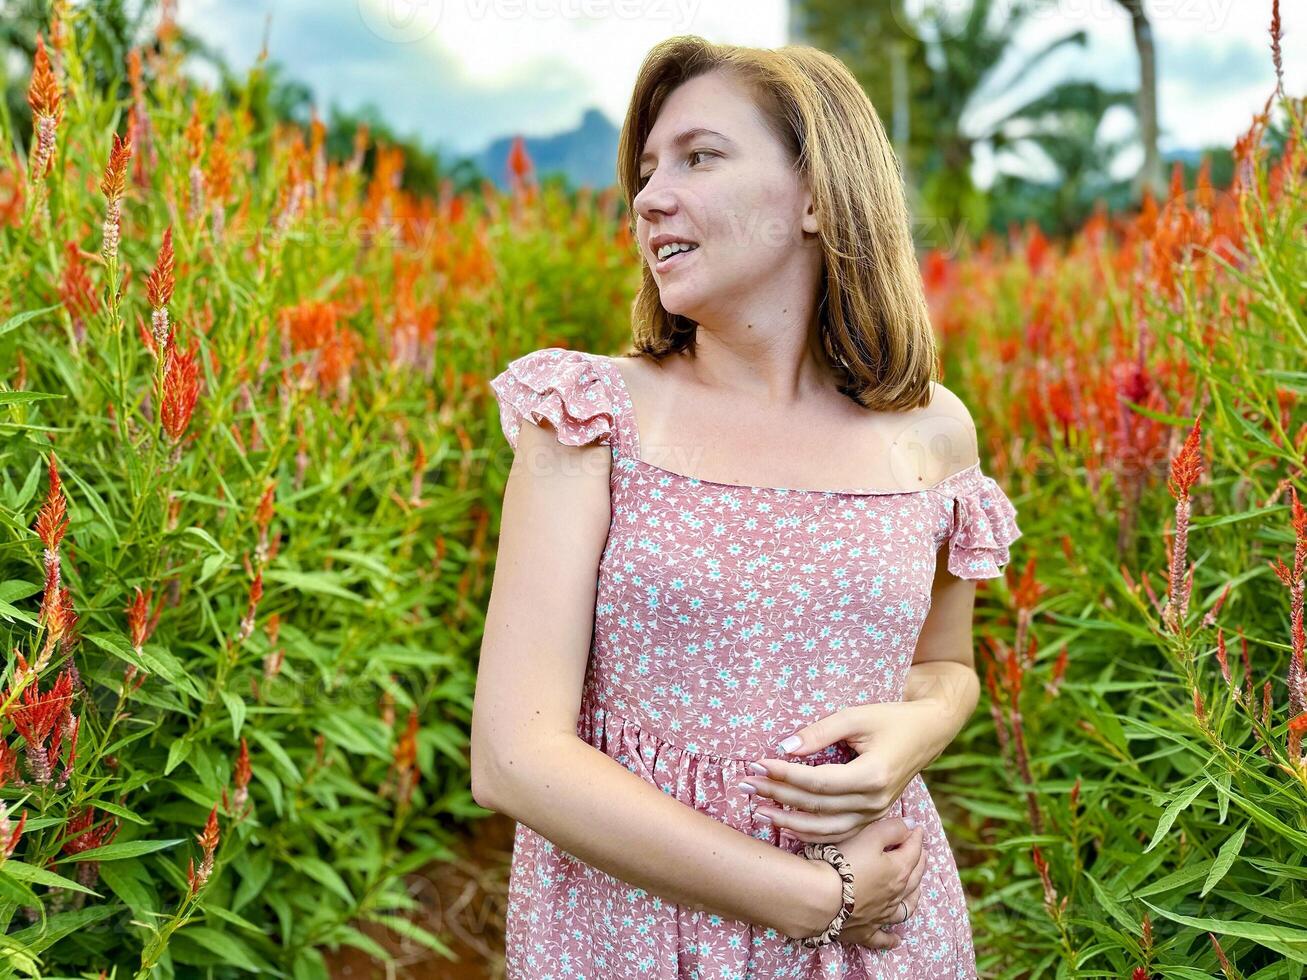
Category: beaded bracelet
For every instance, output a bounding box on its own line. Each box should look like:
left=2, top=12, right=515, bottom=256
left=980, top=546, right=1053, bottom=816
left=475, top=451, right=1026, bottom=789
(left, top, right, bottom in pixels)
left=800, top=842, right=856, bottom=948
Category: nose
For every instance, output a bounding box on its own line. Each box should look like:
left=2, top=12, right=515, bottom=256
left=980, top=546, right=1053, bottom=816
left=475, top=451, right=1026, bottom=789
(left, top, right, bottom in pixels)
left=632, top=173, right=678, bottom=225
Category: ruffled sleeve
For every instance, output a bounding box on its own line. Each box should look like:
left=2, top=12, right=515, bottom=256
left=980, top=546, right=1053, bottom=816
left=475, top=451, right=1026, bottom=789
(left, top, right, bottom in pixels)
left=489, top=347, right=616, bottom=451
left=945, top=467, right=1023, bottom=580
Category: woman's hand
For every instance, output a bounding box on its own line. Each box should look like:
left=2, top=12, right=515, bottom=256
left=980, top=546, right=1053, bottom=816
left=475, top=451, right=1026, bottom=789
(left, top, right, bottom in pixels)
left=809, top=817, right=927, bottom=951
left=744, top=701, right=953, bottom=843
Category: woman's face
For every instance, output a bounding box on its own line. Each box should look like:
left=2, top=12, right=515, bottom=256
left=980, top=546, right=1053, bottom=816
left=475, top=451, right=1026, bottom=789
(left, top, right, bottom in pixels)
left=632, top=70, right=820, bottom=326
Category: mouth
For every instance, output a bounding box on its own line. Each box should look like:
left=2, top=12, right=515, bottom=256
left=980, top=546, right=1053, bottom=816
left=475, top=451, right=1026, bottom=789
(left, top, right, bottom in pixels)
left=654, top=243, right=700, bottom=273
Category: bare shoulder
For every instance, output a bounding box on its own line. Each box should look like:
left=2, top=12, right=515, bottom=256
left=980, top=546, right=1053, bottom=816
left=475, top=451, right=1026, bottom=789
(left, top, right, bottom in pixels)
left=911, top=381, right=981, bottom=479
left=924, top=381, right=976, bottom=430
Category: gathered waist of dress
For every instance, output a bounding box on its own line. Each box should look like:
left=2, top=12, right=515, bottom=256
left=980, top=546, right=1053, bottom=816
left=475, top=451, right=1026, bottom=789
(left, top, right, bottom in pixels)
left=575, top=688, right=857, bottom=767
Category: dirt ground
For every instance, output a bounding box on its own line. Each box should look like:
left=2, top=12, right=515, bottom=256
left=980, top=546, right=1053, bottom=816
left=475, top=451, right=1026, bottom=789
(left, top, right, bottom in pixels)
left=322, top=812, right=515, bottom=979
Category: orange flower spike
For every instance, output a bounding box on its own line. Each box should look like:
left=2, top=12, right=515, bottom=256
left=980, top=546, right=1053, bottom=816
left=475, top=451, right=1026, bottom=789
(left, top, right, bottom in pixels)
left=1164, top=414, right=1204, bottom=634
left=1287, top=712, right=1307, bottom=768
left=26, top=34, right=63, bottom=124
left=1, top=808, right=26, bottom=860
left=192, top=803, right=221, bottom=890
left=33, top=451, right=69, bottom=555
left=230, top=737, right=252, bottom=818
left=99, top=130, right=133, bottom=261
left=25, top=36, right=62, bottom=181
left=255, top=482, right=275, bottom=534
left=99, top=130, right=132, bottom=204
left=146, top=226, right=177, bottom=356
left=1214, top=627, right=1232, bottom=688
left=234, top=738, right=251, bottom=791
left=507, top=134, right=533, bottom=185
left=160, top=340, right=201, bottom=443
left=146, top=225, right=175, bottom=311
left=0, top=741, right=19, bottom=788
left=184, top=102, right=206, bottom=165
left=124, top=585, right=163, bottom=651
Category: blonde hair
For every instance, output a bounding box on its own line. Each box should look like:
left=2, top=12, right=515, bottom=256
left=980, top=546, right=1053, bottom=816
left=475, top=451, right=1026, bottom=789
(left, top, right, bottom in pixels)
left=616, top=35, right=939, bottom=412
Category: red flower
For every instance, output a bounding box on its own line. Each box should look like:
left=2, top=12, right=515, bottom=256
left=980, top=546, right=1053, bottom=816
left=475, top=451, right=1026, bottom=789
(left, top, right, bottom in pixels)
left=160, top=338, right=201, bottom=443
left=32, top=451, right=69, bottom=554
left=124, top=585, right=163, bottom=651
left=61, top=804, right=120, bottom=857
left=146, top=225, right=175, bottom=311
left=8, top=669, right=74, bottom=754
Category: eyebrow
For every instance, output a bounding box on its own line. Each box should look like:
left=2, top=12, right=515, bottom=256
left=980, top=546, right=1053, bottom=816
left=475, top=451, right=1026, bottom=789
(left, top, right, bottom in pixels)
left=638, top=128, right=735, bottom=168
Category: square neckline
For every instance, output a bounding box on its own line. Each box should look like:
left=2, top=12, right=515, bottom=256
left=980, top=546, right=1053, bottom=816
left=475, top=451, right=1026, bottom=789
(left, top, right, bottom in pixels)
left=597, top=353, right=981, bottom=498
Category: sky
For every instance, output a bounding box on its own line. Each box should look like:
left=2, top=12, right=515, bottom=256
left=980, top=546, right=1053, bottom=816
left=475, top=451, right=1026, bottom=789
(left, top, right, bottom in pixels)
left=175, top=0, right=1303, bottom=186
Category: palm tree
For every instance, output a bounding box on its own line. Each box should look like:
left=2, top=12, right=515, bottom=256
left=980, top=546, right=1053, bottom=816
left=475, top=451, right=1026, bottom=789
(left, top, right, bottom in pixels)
left=987, top=81, right=1137, bottom=235
left=1112, top=0, right=1165, bottom=198
left=795, top=0, right=1134, bottom=237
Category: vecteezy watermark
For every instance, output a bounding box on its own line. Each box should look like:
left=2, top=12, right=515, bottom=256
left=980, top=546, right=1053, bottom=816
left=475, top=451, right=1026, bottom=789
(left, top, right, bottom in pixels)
left=357, top=0, right=445, bottom=44
left=882, top=409, right=980, bottom=492
left=357, top=0, right=702, bottom=43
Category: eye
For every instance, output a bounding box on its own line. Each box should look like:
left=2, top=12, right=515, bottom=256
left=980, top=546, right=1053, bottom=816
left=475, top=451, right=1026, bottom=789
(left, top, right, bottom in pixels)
left=637, top=149, right=715, bottom=189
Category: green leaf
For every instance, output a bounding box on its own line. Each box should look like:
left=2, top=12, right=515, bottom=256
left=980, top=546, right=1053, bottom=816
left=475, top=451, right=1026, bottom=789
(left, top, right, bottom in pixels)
left=1143, top=780, right=1204, bottom=853
left=97, top=860, right=158, bottom=920
left=1080, top=872, right=1136, bottom=935
left=0, top=580, right=39, bottom=604
left=10, top=457, right=43, bottom=512
left=221, top=688, right=247, bottom=740
left=1139, top=898, right=1307, bottom=963
left=292, top=856, right=354, bottom=905
left=368, top=914, right=455, bottom=958
left=199, top=552, right=227, bottom=585
left=316, top=710, right=390, bottom=761
left=84, top=632, right=202, bottom=699
left=0, top=868, right=39, bottom=908
left=165, top=736, right=195, bottom=776
left=206, top=903, right=267, bottom=935
left=0, top=859, right=101, bottom=896
left=261, top=568, right=364, bottom=603
left=0, top=390, right=63, bottom=407
left=58, top=464, right=119, bottom=545
left=172, top=926, right=278, bottom=973
left=87, top=797, right=150, bottom=826
left=329, top=923, right=391, bottom=961
left=0, top=599, right=38, bottom=627
left=291, top=947, right=330, bottom=980
left=59, top=838, right=187, bottom=863
left=247, top=728, right=300, bottom=783
left=1200, top=823, right=1247, bottom=897
left=0, top=304, right=60, bottom=340
left=3, top=904, right=119, bottom=954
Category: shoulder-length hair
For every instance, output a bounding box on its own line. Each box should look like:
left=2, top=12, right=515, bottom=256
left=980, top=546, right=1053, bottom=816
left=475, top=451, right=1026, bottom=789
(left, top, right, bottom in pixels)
left=615, top=35, right=939, bottom=412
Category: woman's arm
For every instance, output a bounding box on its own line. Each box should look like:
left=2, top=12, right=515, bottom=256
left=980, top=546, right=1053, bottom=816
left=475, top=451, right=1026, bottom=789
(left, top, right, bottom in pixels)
left=897, top=661, right=981, bottom=771
left=477, top=728, right=842, bottom=940
left=471, top=421, right=841, bottom=941
left=900, top=538, right=986, bottom=769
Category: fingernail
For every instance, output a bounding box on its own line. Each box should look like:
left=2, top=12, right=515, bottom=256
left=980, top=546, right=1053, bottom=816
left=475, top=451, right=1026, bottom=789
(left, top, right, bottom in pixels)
left=904, top=816, right=918, bottom=829
left=736, top=781, right=756, bottom=794
left=778, top=735, right=802, bottom=753
left=747, top=762, right=768, bottom=776
left=754, top=810, right=773, bottom=824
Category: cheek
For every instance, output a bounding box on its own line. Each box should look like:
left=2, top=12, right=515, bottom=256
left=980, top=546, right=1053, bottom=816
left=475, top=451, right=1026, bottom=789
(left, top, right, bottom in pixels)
left=716, top=182, right=804, bottom=256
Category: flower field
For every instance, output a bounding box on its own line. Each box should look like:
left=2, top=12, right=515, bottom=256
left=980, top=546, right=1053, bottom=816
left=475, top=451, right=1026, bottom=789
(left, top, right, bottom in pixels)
left=0, top=4, right=1304, bottom=978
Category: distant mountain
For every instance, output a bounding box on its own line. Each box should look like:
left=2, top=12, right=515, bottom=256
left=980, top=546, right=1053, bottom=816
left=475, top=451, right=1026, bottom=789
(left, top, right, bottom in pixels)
left=474, top=107, right=621, bottom=192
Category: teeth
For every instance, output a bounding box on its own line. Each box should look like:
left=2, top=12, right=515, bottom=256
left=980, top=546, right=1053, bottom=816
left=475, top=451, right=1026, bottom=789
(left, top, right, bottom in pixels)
left=657, top=242, right=699, bottom=260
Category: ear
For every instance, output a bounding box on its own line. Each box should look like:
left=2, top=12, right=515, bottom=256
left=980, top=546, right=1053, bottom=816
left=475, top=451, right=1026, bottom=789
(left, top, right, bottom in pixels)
left=801, top=191, right=820, bottom=237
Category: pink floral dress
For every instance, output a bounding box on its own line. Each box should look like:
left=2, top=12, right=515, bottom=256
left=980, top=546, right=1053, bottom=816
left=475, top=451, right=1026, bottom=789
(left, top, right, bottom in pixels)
left=488, top=346, right=1022, bottom=979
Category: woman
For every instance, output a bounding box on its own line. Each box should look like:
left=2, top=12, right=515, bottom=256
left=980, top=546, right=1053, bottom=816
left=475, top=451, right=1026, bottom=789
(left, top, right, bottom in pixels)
left=472, top=35, right=1021, bottom=978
